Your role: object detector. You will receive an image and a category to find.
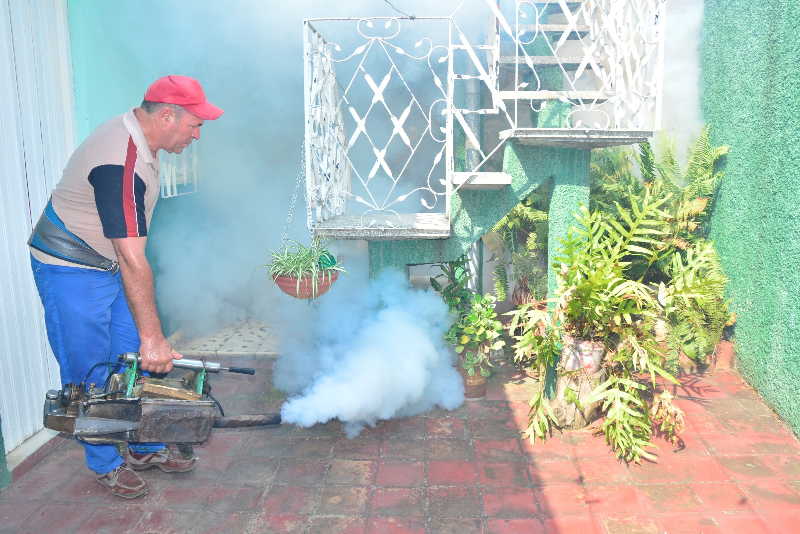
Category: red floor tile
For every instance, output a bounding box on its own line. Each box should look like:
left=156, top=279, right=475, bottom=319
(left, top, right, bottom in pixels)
left=332, top=439, right=381, bottom=460
left=327, top=459, right=376, bottom=485
left=474, top=438, right=525, bottom=462
left=543, top=514, right=600, bottom=534
left=520, top=433, right=578, bottom=463
left=0, top=499, right=44, bottom=532
left=576, top=455, right=632, bottom=485
left=427, top=486, right=482, bottom=518
left=308, top=515, right=367, bottom=534
left=365, top=516, right=424, bottom=534
left=381, top=439, right=430, bottom=460
left=757, top=509, right=800, bottom=534
left=369, top=487, right=423, bottom=517
left=428, top=460, right=478, bottom=485
left=713, top=514, right=770, bottom=534
left=653, top=513, right=722, bottom=534
left=738, top=479, right=800, bottom=511
left=534, top=484, right=589, bottom=517
left=597, top=515, right=661, bottom=534
left=262, top=485, right=319, bottom=516
left=425, top=417, right=466, bottom=439
left=318, top=486, right=369, bottom=516
left=486, top=518, right=546, bottom=534
left=690, top=482, right=752, bottom=513
left=482, top=487, right=538, bottom=517
left=637, top=483, right=704, bottom=513
left=274, top=459, right=328, bottom=486
left=478, top=462, right=530, bottom=487
left=375, top=461, right=425, bottom=487
left=427, top=517, right=484, bottom=534
left=253, top=513, right=309, bottom=533
left=426, top=439, right=473, bottom=461
left=585, top=485, right=650, bottom=514
left=568, top=432, right=615, bottom=458
left=528, top=459, right=582, bottom=486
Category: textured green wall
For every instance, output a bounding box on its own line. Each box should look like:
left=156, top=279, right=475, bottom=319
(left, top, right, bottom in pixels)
left=0, top=415, right=9, bottom=489
left=701, top=0, right=800, bottom=432
left=369, top=143, right=590, bottom=286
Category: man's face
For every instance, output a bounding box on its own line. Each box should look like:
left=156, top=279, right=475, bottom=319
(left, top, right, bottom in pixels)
left=163, top=109, right=204, bottom=154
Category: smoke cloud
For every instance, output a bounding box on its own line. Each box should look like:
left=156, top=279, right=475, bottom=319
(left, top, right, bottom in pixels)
left=274, top=267, right=464, bottom=437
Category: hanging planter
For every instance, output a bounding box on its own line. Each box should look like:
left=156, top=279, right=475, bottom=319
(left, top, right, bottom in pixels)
left=268, top=239, right=344, bottom=300
left=273, top=270, right=339, bottom=299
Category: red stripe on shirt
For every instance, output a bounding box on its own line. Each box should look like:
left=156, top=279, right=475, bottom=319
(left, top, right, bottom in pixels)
left=122, top=136, right=139, bottom=237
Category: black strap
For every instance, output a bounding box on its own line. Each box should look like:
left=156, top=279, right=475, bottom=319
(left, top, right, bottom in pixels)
left=28, top=199, right=119, bottom=272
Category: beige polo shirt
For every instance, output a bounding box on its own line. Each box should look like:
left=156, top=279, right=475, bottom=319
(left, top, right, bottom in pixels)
left=31, top=110, right=161, bottom=268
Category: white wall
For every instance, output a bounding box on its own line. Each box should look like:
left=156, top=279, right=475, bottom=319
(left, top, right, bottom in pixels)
left=0, top=1, right=74, bottom=452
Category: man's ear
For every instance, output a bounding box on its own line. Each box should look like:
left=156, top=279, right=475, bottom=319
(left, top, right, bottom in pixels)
left=157, top=106, right=174, bottom=125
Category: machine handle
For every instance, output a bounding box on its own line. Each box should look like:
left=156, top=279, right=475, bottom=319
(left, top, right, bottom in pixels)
left=226, top=367, right=256, bottom=375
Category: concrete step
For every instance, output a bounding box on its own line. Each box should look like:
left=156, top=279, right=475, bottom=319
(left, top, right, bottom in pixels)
left=498, top=55, right=593, bottom=69
left=500, top=128, right=652, bottom=149
left=516, top=24, right=590, bottom=39
left=452, top=172, right=513, bottom=190
left=499, top=90, right=610, bottom=103
left=313, top=213, right=450, bottom=240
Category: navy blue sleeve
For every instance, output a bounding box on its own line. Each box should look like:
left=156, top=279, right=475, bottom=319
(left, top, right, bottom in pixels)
left=88, top=164, right=148, bottom=238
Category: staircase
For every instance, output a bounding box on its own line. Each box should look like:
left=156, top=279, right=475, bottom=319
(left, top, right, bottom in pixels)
left=302, top=0, right=666, bottom=279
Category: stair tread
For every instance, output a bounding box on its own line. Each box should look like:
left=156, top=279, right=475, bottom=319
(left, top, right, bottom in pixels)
left=313, top=213, right=450, bottom=240
left=500, top=127, right=652, bottom=149
left=499, top=55, right=595, bottom=66
left=499, top=90, right=610, bottom=101
left=452, top=172, right=512, bottom=190
left=517, top=23, right=590, bottom=35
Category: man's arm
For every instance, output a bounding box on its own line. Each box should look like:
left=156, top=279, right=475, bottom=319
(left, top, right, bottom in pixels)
left=111, top=236, right=181, bottom=373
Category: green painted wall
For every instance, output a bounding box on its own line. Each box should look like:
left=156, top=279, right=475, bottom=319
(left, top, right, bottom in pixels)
left=701, top=0, right=800, bottom=432
left=369, top=143, right=590, bottom=286
left=0, top=416, right=9, bottom=489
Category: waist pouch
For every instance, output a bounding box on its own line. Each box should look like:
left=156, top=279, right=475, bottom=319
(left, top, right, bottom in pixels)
left=28, top=199, right=119, bottom=273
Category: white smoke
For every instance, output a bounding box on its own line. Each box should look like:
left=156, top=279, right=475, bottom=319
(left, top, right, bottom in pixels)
left=274, top=268, right=464, bottom=437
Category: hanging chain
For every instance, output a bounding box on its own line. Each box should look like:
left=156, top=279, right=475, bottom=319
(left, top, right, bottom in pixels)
left=281, top=142, right=306, bottom=246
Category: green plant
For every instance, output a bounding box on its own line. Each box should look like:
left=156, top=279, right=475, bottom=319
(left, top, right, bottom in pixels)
left=430, top=256, right=473, bottom=319
left=493, top=264, right=508, bottom=302
left=509, top=196, right=683, bottom=462
left=267, top=238, right=345, bottom=296
left=447, top=293, right=505, bottom=377
left=590, top=127, right=732, bottom=365
left=490, top=186, right=550, bottom=305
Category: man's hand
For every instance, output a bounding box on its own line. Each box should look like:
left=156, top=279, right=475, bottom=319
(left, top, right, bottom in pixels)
left=139, top=335, right=183, bottom=373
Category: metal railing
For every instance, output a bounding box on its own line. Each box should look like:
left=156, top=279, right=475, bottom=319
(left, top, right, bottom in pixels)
left=302, top=1, right=667, bottom=231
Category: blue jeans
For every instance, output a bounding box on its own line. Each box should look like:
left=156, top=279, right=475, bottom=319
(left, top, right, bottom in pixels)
left=30, top=255, right=164, bottom=474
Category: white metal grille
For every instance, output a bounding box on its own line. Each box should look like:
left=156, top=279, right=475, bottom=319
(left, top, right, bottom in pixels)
left=160, top=143, right=200, bottom=198
left=302, top=1, right=667, bottom=237
left=303, top=17, right=452, bottom=233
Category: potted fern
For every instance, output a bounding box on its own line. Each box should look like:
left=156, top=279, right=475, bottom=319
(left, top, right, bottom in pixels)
left=268, top=239, right=344, bottom=299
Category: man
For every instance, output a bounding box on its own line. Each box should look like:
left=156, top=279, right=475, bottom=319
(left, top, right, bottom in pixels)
left=28, top=75, right=223, bottom=499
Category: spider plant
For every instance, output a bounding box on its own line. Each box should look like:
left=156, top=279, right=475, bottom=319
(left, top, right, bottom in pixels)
left=268, top=238, right=345, bottom=297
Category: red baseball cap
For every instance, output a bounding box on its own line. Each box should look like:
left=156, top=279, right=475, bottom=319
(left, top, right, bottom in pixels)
left=144, top=75, right=223, bottom=120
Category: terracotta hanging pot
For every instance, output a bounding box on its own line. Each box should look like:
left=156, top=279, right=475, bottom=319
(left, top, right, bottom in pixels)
left=273, top=271, right=339, bottom=299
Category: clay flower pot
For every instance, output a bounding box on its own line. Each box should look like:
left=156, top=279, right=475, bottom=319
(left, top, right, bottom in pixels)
left=462, top=369, right=488, bottom=400
left=273, top=271, right=339, bottom=299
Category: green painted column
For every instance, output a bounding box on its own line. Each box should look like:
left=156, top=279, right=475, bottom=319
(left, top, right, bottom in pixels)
left=546, top=163, right=590, bottom=296
left=0, top=419, right=10, bottom=489
left=368, top=142, right=590, bottom=280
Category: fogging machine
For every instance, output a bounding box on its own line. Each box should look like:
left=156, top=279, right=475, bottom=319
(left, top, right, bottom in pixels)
left=43, top=353, right=280, bottom=446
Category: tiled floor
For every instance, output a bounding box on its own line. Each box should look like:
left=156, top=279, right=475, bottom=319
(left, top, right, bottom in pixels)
left=174, top=320, right=280, bottom=357
left=1, top=354, right=799, bottom=533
